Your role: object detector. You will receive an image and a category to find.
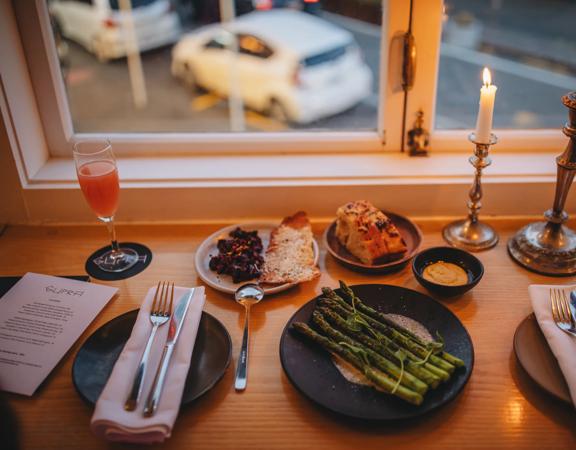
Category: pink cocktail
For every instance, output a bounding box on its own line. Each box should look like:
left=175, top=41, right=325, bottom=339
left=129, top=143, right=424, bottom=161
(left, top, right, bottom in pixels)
left=73, top=140, right=138, bottom=273
left=77, top=161, right=120, bottom=218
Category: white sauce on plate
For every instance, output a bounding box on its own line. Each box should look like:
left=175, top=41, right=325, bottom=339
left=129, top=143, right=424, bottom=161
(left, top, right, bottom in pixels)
left=332, top=355, right=373, bottom=387
left=331, top=313, right=433, bottom=386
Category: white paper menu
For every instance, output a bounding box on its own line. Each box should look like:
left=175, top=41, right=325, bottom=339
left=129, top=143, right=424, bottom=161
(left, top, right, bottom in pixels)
left=0, top=273, right=118, bottom=396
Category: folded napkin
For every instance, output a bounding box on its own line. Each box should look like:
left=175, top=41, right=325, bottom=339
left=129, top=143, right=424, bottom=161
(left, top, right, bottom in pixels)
left=91, top=286, right=205, bottom=444
left=529, top=284, right=576, bottom=406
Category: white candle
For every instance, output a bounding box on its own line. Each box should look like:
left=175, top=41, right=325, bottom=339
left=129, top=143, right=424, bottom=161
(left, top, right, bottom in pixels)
left=475, top=68, right=497, bottom=144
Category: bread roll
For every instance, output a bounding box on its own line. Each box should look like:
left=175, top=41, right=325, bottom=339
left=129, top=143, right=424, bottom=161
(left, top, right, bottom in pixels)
left=335, top=200, right=407, bottom=264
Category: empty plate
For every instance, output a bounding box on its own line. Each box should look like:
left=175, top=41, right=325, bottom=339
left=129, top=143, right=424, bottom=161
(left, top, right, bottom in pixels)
left=513, top=313, right=571, bottom=403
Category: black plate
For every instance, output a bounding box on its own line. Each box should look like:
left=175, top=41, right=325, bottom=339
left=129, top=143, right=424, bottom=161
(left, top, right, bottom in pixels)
left=72, top=310, right=231, bottom=406
left=513, top=314, right=571, bottom=403
left=279, top=284, right=474, bottom=420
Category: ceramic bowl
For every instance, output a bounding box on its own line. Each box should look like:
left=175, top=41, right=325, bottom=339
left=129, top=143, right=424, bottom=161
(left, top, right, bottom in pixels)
left=412, top=246, right=484, bottom=297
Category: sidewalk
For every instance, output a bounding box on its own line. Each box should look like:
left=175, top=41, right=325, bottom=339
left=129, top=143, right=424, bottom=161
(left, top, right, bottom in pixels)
left=481, top=25, right=576, bottom=73
left=446, top=0, right=576, bottom=73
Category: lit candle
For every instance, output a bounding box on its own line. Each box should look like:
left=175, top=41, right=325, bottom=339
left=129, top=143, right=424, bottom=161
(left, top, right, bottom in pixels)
left=475, top=67, right=497, bottom=144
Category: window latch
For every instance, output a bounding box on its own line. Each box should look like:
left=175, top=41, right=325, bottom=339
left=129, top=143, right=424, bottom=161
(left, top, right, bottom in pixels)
left=402, top=32, right=416, bottom=90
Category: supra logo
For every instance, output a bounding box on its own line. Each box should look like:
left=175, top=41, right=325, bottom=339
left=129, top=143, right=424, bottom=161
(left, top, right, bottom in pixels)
left=45, top=285, right=85, bottom=297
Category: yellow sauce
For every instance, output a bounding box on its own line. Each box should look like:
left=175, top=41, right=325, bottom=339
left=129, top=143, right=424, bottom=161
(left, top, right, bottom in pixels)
left=423, top=261, right=468, bottom=286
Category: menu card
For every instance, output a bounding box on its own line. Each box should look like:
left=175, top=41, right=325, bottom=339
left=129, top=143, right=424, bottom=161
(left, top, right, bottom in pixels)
left=0, top=273, right=118, bottom=395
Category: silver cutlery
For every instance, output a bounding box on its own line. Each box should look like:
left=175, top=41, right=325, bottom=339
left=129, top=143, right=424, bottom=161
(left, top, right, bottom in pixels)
left=125, top=281, right=173, bottom=411
left=550, top=288, right=576, bottom=338
left=143, top=288, right=195, bottom=417
left=234, top=284, right=264, bottom=391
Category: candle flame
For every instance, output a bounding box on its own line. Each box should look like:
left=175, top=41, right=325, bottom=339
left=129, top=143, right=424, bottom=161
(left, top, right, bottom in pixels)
left=483, top=68, right=492, bottom=87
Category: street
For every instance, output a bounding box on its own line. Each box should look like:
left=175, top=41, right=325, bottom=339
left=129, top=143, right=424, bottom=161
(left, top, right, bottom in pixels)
left=60, top=5, right=576, bottom=134
left=63, top=11, right=381, bottom=133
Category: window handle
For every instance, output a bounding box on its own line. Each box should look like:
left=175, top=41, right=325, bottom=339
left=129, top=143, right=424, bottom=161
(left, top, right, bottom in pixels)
left=402, top=32, right=417, bottom=91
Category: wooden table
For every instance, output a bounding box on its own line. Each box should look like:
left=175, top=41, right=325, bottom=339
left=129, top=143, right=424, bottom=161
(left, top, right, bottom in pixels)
left=1, top=220, right=575, bottom=449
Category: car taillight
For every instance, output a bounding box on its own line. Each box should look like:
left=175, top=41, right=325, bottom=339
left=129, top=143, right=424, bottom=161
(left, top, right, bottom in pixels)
left=102, top=18, right=116, bottom=29
left=255, top=0, right=272, bottom=10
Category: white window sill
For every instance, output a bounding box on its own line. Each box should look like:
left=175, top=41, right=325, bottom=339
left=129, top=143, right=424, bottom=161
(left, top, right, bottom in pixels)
left=13, top=150, right=569, bottom=224
left=28, top=151, right=558, bottom=189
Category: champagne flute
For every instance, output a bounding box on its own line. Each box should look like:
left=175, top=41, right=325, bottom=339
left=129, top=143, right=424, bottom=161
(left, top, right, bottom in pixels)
left=73, top=139, right=138, bottom=272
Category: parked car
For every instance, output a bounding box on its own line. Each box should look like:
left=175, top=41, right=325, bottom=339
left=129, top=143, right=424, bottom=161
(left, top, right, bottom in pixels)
left=49, top=0, right=181, bottom=61
left=171, top=9, right=372, bottom=123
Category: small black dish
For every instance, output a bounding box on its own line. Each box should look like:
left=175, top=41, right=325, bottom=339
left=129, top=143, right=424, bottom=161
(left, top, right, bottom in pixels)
left=412, top=247, right=484, bottom=297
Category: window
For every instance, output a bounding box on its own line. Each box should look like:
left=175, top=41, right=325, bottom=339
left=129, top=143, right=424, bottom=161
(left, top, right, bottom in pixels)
left=1, top=0, right=564, bottom=223
left=301, top=45, right=348, bottom=67
left=22, top=0, right=388, bottom=153
left=403, top=0, right=566, bottom=152
left=205, top=36, right=230, bottom=50
left=436, top=0, right=575, bottom=130
left=237, top=34, right=273, bottom=59
left=2, top=0, right=570, bottom=165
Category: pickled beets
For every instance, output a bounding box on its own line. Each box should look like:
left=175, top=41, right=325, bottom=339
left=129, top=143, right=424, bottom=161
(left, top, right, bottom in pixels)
left=209, top=227, right=264, bottom=283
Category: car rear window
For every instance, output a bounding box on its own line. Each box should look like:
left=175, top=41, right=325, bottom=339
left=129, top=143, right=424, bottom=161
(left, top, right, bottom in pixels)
left=109, top=0, right=158, bottom=10
left=301, top=45, right=348, bottom=67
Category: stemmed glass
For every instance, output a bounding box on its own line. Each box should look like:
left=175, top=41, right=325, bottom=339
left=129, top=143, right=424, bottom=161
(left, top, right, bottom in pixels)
left=73, top=139, right=138, bottom=272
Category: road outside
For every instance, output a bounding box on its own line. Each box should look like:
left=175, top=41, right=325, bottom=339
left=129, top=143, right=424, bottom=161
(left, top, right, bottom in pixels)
left=437, top=0, right=576, bottom=129
left=59, top=1, right=576, bottom=134
left=62, top=10, right=381, bottom=133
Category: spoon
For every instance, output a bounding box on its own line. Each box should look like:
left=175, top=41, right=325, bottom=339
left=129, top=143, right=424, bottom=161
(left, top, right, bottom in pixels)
left=234, top=283, right=265, bottom=391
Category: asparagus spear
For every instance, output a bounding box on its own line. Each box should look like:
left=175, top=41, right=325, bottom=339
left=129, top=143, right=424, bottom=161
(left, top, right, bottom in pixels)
left=326, top=286, right=457, bottom=373
left=291, top=322, right=424, bottom=405
left=312, top=310, right=429, bottom=395
left=337, top=282, right=465, bottom=368
left=320, top=299, right=450, bottom=381
left=316, top=303, right=445, bottom=385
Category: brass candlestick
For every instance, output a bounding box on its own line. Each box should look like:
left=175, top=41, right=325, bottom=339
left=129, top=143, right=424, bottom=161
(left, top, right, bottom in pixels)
left=443, top=132, right=499, bottom=251
left=507, top=92, right=576, bottom=275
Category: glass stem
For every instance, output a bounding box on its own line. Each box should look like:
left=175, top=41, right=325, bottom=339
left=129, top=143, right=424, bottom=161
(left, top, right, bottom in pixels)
left=105, top=217, right=120, bottom=254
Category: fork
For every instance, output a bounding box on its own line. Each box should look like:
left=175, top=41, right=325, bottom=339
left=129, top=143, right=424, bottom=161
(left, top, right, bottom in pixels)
left=124, top=281, right=174, bottom=411
left=550, top=288, right=576, bottom=338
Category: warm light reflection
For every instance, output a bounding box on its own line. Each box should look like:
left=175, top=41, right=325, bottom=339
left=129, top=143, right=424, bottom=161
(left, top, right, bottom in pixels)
left=506, top=398, right=525, bottom=425
left=483, top=67, right=492, bottom=87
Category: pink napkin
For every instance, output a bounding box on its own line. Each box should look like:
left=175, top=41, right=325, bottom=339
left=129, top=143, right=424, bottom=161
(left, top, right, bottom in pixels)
left=529, top=284, right=576, bottom=406
left=91, top=286, right=205, bottom=444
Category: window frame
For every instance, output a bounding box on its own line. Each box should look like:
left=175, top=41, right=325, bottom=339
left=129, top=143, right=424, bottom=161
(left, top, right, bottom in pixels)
left=11, top=0, right=403, bottom=158
left=405, top=0, right=566, bottom=153
left=7, top=0, right=568, bottom=160
left=1, top=0, right=566, bottom=224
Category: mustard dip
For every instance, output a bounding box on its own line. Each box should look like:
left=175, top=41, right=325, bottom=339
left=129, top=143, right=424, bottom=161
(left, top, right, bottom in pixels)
left=423, top=261, right=468, bottom=286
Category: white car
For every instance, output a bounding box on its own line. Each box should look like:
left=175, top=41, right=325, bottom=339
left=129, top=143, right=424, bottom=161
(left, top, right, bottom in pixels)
left=171, top=10, right=373, bottom=124
left=50, top=0, right=181, bottom=61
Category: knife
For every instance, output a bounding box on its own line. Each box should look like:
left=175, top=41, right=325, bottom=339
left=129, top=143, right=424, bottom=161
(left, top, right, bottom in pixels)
left=143, top=288, right=194, bottom=417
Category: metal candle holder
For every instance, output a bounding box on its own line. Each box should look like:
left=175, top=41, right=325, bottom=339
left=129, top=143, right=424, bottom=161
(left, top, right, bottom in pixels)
left=507, top=92, right=576, bottom=275
left=443, top=132, right=499, bottom=251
